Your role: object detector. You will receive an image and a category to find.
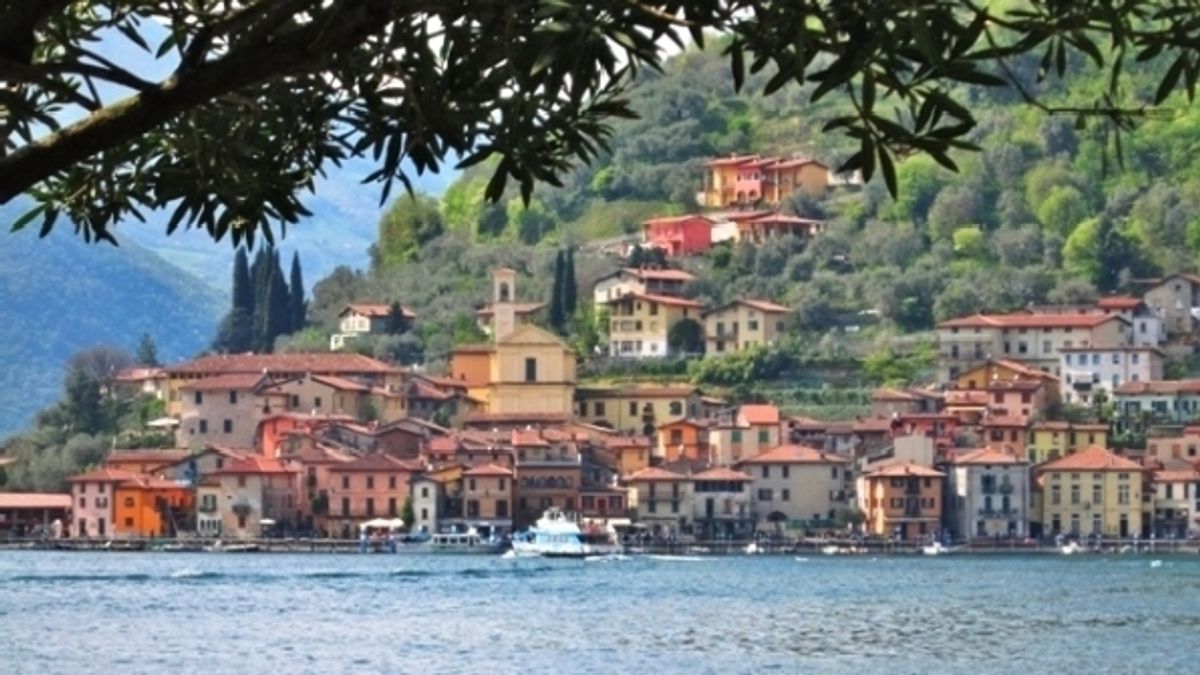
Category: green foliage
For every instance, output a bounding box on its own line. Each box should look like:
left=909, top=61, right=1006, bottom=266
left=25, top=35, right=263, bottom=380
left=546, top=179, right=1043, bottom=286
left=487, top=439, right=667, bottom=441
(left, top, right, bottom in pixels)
left=951, top=226, right=986, bottom=259
left=550, top=250, right=566, bottom=332
left=289, top=252, right=307, bottom=332
left=861, top=344, right=936, bottom=387
left=375, top=193, right=445, bottom=267
left=1035, top=185, right=1090, bottom=235
left=667, top=318, right=704, bottom=355
left=135, top=333, right=160, bottom=368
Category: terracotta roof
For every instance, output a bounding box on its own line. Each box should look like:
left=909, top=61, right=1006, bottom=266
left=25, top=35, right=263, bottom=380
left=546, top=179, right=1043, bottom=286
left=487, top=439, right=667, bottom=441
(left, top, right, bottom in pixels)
left=865, top=463, right=945, bottom=478
left=1039, top=446, right=1142, bottom=472
left=739, top=404, right=781, bottom=425
left=621, top=267, right=697, bottom=282
left=409, top=380, right=453, bottom=401
left=511, top=429, right=551, bottom=447
left=1096, top=296, right=1143, bottom=310
left=982, top=415, right=1029, bottom=428
left=853, top=418, right=896, bottom=433
left=114, top=367, right=164, bottom=382
left=330, top=454, right=423, bottom=473
left=120, top=474, right=189, bottom=490
left=949, top=448, right=1026, bottom=465
left=1153, top=469, right=1200, bottom=482
left=691, top=466, right=754, bottom=482
left=475, top=302, right=545, bottom=317
left=463, top=412, right=570, bottom=424
left=167, top=353, right=398, bottom=376
left=211, top=457, right=298, bottom=475
left=104, top=449, right=190, bottom=467
left=1114, top=380, right=1200, bottom=395
left=788, top=416, right=828, bottom=431
left=773, top=157, right=826, bottom=169
left=67, top=468, right=137, bottom=483
left=938, top=313, right=1122, bottom=329
left=624, top=466, right=687, bottom=482
left=339, top=303, right=416, bottom=319
left=739, top=445, right=848, bottom=464
left=0, top=493, right=71, bottom=509
left=742, top=213, right=823, bottom=227
left=642, top=214, right=713, bottom=227
left=602, top=436, right=652, bottom=450
left=658, top=418, right=709, bottom=429
left=945, top=390, right=990, bottom=406
left=463, top=463, right=513, bottom=477
left=607, top=291, right=703, bottom=309
left=704, top=154, right=759, bottom=167
left=872, top=388, right=922, bottom=402
left=178, top=373, right=269, bottom=391
left=310, top=374, right=370, bottom=392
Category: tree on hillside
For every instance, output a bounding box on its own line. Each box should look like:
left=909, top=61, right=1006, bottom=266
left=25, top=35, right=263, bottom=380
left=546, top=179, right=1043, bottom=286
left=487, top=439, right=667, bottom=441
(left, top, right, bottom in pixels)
left=563, top=248, right=578, bottom=318
left=1063, top=217, right=1159, bottom=293
left=668, top=319, right=704, bottom=356
left=135, top=333, right=160, bottom=368
left=627, top=246, right=667, bottom=269
left=68, top=346, right=133, bottom=391
left=213, top=247, right=256, bottom=353
left=373, top=194, right=444, bottom=268
left=549, top=250, right=566, bottom=332
left=8, top=2, right=1197, bottom=245
left=385, top=302, right=411, bottom=335
left=289, top=252, right=307, bottom=332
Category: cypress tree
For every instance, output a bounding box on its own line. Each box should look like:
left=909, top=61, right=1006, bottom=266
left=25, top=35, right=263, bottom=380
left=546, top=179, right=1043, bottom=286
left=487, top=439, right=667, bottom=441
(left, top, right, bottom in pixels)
left=549, top=250, right=565, bottom=332
left=232, top=248, right=253, bottom=317
left=288, top=251, right=306, bottom=332
left=563, top=247, right=577, bottom=317
left=251, top=247, right=272, bottom=348
left=269, top=250, right=291, bottom=342
left=385, top=301, right=410, bottom=334
left=231, top=249, right=255, bottom=352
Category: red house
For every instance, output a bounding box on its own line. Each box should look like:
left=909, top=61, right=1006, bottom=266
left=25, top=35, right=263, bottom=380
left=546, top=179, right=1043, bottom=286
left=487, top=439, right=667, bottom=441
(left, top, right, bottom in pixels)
left=641, top=214, right=713, bottom=256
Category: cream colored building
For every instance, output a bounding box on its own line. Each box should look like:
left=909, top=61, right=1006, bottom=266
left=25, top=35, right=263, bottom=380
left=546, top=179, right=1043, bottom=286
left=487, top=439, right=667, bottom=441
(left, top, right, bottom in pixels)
left=708, top=405, right=784, bottom=465
left=574, top=385, right=701, bottom=434
left=737, top=445, right=850, bottom=533
left=624, top=466, right=693, bottom=536
left=212, top=457, right=300, bottom=539
left=605, top=292, right=704, bottom=358
left=702, top=299, right=792, bottom=356
left=592, top=267, right=695, bottom=305
left=936, top=312, right=1131, bottom=383
left=1038, top=446, right=1143, bottom=538
left=330, top=303, right=416, bottom=350
left=177, top=373, right=285, bottom=450
left=1142, top=273, right=1200, bottom=337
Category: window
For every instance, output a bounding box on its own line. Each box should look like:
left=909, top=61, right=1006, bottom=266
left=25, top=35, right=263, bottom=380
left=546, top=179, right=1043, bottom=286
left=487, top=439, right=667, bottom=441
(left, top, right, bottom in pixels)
left=1092, top=484, right=1102, bottom=504
left=1132, top=352, right=1140, bottom=365
left=223, top=419, right=233, bottom=434
left=757, top=489, right=773, bottom=501
left=421, top=508, right=429, bottom=520
left=761, top=466, right=769, bottom=479
left=669, top=429, right=683, bottom=445
left=1118, top=484, right=1130, bottom=505
left=123, top=496, right=135, bottom=507
left=1042, top=340, right=1051, bottom=353
left=342, top=497, right=350, bottom=515
left=198, top=420, right=208, bottom=434
left=79, top=497, right=86, bottom=508
left=831, top=467, right=839, bottom=479
left=499, top=479, right=506, bottom=491
left=669, top=401, right=683, bottom=416
left=758, top=430, right=769, bottom=444
left=524, top=358, right=537, bottom=382
left=782, top=465, right=790, bottom=479
left=781, top=489, right=790, bottom=501
left=366, top=498, right=375, bottom=517
left=497, top=500, right=509, bottom=518
left=469, top=478, right=477, bottom=491
left=366, top=476, right=375, bottom=490
left=229, top=391, right=238, bottom=404
left=1070, top=485, right=1080, bottom=505
left=314, top=396, right=323, bottom=408
left=342, top=476, right=350, bottom=490
left=594, top=402, right=605, bottom=416
left=748, top=320, right=759, bottom=331
left=194, top=391, right=203, bottom=405
left=237, top=475, right=246, bottom=488
left=629, top=402, right=638, bottom=416
left=1051, top=485, right=1061, bottom=505
left=237, top=515, right=246, bottom=529
left=421, top=486, right=429, bottom=498
left=731, top=430, right=742, bottom=443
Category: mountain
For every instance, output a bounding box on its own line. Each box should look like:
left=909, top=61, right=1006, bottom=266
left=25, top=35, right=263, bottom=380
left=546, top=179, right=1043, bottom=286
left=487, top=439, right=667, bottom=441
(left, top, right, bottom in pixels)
left=0, top=200, right=224, bottom=437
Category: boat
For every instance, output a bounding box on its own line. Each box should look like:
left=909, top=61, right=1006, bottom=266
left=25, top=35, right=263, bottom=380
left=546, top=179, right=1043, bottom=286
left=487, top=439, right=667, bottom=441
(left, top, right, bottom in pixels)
left=428, top=529, right=504, bottom=554
left=743, top=542, right=763, bottom=555
left=511, top=508, right=621, bottom=558
left=820, top=545, right=840, bottom=556
left=1060, top=541, right=1083, bottom=555
left=922, top=541, right=957, bottom=556
left=205, top=540, right=260, bottom=553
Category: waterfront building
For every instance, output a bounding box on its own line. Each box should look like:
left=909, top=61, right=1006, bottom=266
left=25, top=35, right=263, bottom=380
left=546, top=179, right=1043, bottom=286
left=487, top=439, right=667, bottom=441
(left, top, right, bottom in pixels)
left=859, top=463, right=945, bottom=541
left=943, top=448, right=1030, bottom=539
left=1145, top=426, right=1200, bottom=463
left=1037, top=447, right=1144, bottom=538
left=324, top=454, right=423, bottom=537
left=1113, top=379, right=1200, bottom=429
left=176, top=373, right=287, bottom=450
left=196, top=477, right=222, bottom=536
left=656, top=418, right=710, bottom=463
left=210, top=457, right=300, bottom=539
left=701, top=299, right=792, bottom=356
left=980, top=415, right=1030, bottom=455
left=461, top=463, right=514, bottom=535
left=624, top=466, right=692, bottom=537
left=67, top=468, right=134, bottom=538
left=1151, top=468, right=1200, bottom=538
left=738, top=444, right=850, bottom=535
left=603, top=435, right=653, bottom=478
left=329, top=302, right=417, bottom=350
left=410, top=474, right=444, bottom=533
left=0, top=493, right=71, bottom=538
left=708, top=404, right=784, bottom=465
left=1059, top=346, right=1164, bottom=406
left=113, top=474, right=193, bottom=538
left=512, top=429, right=582, bottom=528
left=690, top=466, right=755, bottom=540
left=936, top=312, right=1131, bottom=383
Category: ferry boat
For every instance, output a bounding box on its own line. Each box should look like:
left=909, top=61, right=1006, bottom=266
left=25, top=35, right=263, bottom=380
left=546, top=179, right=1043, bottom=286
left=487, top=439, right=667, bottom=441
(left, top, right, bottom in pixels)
left=511, top=508, right=621, bottom=558
left=428, top=529, right=504, bottom=554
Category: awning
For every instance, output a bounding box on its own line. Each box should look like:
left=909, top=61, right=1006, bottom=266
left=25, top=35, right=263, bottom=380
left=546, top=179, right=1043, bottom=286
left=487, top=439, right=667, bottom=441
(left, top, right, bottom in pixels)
left=359, top=518, right=405, bottom=530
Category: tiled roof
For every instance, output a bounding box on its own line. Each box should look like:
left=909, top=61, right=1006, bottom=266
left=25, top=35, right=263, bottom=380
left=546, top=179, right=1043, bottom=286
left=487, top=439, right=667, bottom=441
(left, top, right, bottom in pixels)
left=658, top=418, right=709, bottom=429
left=1153, top=469, right=1200, bottom=482
left=938, top=313, right=1121, bottom=329
left=105, top=449, right=190, bottom=467
left=739, top=404, right=781, bottom=425
left=1114, top=380, right=1200, bottom=395
left=67, top=468, right=137, bottom=483
left=642, top=214, right=713, bottom=227
left=408, top=380, right=453, bottom=401
left=1096, top=296, right=1143, bottom=310
left=621, top=267, right=697, bottom=282
left=949, top=447, right=1026, bottom=465
left=511, top=429, right=551, bottom=447
left=463, top=412, right=569, bottom=424
left=211, top=457, right=298, bottom=475
left=178, top=373, right=268, bottom=391
left=340, top=303, right=416, bottom=319
left=310, top=374, right=370, bottom=392
left=739, top=445, right=849, bottom=464
left=691, top=466, right=753, bottom=482
left=872, top=388, right=922, bottom=402
left=704, top=154, right=759, bottom=167
left=463, top=463, right=513, bottom=477
left=0, top=493, right=71, bottom=509
left=703, top=298, right=792, bottom=317
left=120, top=474, right=189, bottom=490
left=167, top=353, right=398, bottom=376
left=624, top=466, right=687, bottom=482
left=1039, top=446, right=1142, bottom=472
left=330, top=454, right=423, bottom=473
left=865, top=463, right=945, bottom=478
left=982, top=415, right=1029, bottom=428
left=608, top=291, right=703, bottom=309
left=602, top=436, right=652, bottom=449
left=945, top=390, right=990, bottom=406
left=741, top=213, right=823, bottom=227
left=114, top=367, right=164, bottom=382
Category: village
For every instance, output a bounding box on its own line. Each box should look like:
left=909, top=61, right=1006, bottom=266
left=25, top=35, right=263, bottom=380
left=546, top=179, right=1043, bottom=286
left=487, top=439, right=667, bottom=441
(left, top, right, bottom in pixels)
left=2, top=154, right=1200, bottom=555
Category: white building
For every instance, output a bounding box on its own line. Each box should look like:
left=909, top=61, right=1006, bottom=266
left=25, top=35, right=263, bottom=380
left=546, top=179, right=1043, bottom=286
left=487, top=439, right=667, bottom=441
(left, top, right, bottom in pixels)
left=410, top=475, right=442, bottom=534
left=1060, top=346, right=1165, bottom=405
left=330, top=303, right=416, bottom=350
left=1152, top=468, right=1200, bottom=538
left=943, top=448, right=1030, bottom=539
left=591, top=267, right=695, bottom=306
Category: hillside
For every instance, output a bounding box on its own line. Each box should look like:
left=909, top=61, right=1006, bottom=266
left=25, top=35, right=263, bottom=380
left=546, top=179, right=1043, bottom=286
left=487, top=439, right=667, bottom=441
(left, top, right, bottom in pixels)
left=304, top=43, right=1200, bottom=380
left=0, top=201, right=223, bottom=436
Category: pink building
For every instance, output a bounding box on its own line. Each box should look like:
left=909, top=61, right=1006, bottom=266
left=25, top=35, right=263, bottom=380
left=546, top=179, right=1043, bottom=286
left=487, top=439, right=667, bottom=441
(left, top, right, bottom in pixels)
left=641, top=215, right=713, bottom=256
left=325, top=454, right=424, bottom=534
left=67, top=468, right=135, bottom=538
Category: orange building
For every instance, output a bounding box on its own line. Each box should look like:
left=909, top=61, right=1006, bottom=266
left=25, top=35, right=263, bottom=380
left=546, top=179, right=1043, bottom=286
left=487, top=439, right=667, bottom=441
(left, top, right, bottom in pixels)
left=699, top=154, right=829, bottom=207
left=113, top=475, right=194, bottom=538
left=604, top=436, right=652, bottom=477
left=859, top=463, right=945, bottom=541
left=656, top=419, right=709, bottom=463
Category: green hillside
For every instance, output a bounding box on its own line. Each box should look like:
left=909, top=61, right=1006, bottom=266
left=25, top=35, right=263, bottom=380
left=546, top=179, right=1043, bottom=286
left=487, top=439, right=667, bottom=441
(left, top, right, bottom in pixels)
left=303, top=42, right=1200, bottom=373
left=0, top=201, right=222, bottom=436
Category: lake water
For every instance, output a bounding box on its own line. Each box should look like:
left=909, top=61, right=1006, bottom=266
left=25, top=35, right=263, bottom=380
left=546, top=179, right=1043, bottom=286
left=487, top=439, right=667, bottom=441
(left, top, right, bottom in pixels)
left=2, top=551, right=1198, bottom=673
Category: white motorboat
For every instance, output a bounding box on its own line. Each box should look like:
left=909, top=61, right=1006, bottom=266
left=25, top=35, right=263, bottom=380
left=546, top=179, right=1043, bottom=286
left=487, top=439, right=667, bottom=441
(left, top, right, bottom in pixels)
left=1060, top=541, right=1083, bottom=555
left=922, top=541, right=951, bottom=556
left=429, top=529, right=504, bottom=554
left=511, top=508, right=620, bottom=558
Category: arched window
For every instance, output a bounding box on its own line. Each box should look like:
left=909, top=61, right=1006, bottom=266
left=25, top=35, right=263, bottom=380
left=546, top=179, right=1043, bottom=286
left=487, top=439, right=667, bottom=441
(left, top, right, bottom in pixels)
left=498, top=282, right=511, bottom=302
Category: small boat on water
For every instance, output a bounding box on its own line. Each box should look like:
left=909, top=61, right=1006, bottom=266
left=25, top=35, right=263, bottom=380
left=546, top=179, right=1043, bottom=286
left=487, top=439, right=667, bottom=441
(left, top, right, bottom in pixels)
left=922, top=542, right=959, bottom=556
left=205, top=540, right=260, bottom=553
left=1060, top=541, right=1083, bottom=555
left=428, top=530, right=504, bottom=554
left=511, top=508, right=620, bottom=558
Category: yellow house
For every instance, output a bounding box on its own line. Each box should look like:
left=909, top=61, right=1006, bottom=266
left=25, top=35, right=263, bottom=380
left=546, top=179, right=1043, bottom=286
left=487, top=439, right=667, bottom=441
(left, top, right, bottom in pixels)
left=698, top=154, right=829, bottom=207
left=702, top=299, right=792, bottom=356
left=1037, top=446, right=1143, bottom=538
left=450, top=269, right=576, bottom=419
left=605, top=292, right=704, bottom=359
left=574, top=385, right=701, bottom=434
left=952, top=358, right=1060, bottom=391
left=1027, top=422, right=1110, bottom=464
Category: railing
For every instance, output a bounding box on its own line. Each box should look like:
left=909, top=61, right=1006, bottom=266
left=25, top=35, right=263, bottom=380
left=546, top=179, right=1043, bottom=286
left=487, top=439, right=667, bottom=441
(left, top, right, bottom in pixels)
left=978, top=508, right=1019, bottom=517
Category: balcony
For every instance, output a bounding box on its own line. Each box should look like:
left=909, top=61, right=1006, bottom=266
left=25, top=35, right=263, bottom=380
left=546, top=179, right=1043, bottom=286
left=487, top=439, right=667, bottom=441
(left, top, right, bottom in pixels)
left=978, top=508, right=1019, bottom=518
left=999, top=482, right=1014, bottom=495
left=197, top=501, right=218, bottom=514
